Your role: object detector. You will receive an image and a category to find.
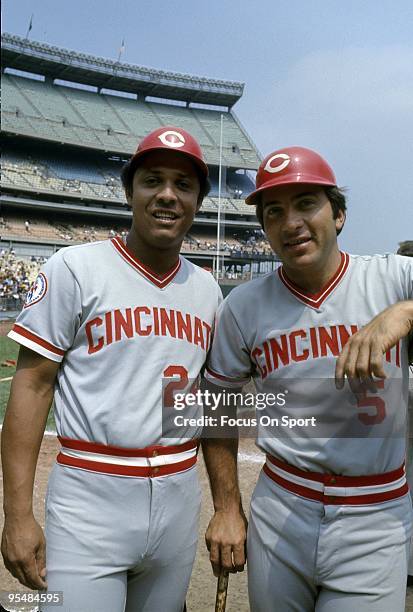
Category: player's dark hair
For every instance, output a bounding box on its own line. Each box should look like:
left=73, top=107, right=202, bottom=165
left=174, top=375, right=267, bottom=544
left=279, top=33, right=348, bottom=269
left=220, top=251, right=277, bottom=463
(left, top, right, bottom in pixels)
left=255, top=186, right=347, bottom=236
left=121, top=156, right=210, bottom=208
left=325, top=186, right=347, bottom=235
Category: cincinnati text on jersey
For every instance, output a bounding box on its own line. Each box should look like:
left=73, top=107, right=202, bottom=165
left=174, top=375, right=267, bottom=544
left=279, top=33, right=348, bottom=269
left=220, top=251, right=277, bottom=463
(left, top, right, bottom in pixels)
left=85, top=306, right=212, bottom=354
left=252, top=324, right=402, bottom=379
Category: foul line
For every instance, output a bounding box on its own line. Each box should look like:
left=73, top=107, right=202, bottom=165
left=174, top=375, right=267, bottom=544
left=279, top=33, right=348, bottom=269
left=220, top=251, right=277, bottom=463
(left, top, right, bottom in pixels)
left=238, top=451, right=264, bottom=463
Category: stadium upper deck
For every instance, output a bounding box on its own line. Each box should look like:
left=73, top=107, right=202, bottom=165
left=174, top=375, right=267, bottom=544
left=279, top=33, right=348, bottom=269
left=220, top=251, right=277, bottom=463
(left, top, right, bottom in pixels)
left=1, top=33, right=261, bottom=170
left=2, top=33, right=243, bottom=106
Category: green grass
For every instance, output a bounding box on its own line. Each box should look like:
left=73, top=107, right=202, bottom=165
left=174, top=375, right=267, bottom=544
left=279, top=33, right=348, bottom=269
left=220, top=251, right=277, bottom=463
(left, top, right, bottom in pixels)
left=0, top=335, right=56, bottom=431
left=0, top=335, right=18, bottom=421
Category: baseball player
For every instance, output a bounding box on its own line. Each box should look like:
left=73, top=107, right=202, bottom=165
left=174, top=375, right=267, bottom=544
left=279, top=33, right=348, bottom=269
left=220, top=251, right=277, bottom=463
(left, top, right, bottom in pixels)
left=1, top=126, right=222, bottom=611
left=203, top=146, right=413, bottom=610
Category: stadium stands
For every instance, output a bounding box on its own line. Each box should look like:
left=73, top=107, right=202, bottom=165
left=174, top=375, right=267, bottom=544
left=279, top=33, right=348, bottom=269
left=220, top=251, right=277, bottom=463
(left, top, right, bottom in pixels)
left=0, top=248, right=42, bottom=311
left=1, top=211, right=273, bottom=258
left=1, top=154, right=256, bottom=214
left=3, top=73, right=260, bottom=169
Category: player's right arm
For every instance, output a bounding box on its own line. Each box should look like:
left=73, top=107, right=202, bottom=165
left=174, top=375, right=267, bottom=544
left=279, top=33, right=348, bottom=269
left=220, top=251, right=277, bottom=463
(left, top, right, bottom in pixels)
left=202, top=293, right=252, bottom=577
left=201, top=381, right=247, bottom=578
left=335, top=300, right=413, bottom=387
left=1, top=346, right=59, bottom=590
left=335, top=255, right=413, bottom=388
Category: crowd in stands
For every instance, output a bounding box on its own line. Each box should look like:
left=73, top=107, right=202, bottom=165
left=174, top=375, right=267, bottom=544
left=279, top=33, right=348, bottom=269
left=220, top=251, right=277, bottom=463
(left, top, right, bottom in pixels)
left=237, top=230, right=274, bottom=257
left=0, top=249, right=44, bottom=311
left=183, top=229, right=275, bottom=258
left=2, top=158, right=125, bottom=202
left=1, top=214, right=131, bottom=245
left=1, top=214, right=275, bottom=257
left=2, top=157, right=254, bottom=214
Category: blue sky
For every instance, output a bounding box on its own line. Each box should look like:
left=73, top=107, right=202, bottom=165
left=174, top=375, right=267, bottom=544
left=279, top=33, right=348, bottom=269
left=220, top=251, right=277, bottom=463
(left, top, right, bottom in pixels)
left=3, top=0, right=413, bottom=254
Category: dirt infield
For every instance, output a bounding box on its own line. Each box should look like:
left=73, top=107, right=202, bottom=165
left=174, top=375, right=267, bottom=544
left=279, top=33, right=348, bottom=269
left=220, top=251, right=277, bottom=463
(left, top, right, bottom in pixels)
left=0, top=320, right=14, bottom=336
left=1, top=435, right=413, bottom=611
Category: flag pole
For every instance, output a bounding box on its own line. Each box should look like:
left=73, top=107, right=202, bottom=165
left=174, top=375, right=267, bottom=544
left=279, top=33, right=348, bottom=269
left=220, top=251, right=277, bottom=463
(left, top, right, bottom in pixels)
left=215, top=114, right=224, bottom=281
left=25, top=14, right=33, bottom=39
left=117, top=38, right=125, bottom=62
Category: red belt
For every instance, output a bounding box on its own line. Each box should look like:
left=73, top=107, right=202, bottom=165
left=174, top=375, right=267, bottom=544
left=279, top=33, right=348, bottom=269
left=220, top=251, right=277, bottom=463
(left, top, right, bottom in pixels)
left=57, top=436, right=198, bottom=478
left=263, top=454, right=408, bottom=505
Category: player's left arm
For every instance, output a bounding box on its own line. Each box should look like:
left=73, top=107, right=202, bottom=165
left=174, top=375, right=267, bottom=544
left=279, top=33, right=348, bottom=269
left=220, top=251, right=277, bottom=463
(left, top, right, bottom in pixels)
left=335, top=299, right=413, bottom=388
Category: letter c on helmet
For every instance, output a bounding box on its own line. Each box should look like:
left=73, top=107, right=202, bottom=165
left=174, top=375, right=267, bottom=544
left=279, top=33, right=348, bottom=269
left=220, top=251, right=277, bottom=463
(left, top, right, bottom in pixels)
left=158, top=130, right=186, bottom=148
left=264, top=153, right=290, bottom=174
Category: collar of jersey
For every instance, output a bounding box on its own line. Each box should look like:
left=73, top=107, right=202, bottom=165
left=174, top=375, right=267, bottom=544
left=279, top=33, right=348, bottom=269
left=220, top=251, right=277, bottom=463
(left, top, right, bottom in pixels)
left=278, top=251, right=349, bottom=309
left=110, top=236, right=181, bottom=289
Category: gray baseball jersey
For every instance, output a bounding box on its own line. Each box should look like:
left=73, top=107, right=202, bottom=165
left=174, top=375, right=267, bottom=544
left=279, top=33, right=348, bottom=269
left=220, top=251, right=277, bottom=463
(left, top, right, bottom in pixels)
left=206, top=252, right=413, bottom=475
left=10, top=236, right=221, bottom=448
left=9, top=236, right=222, bottom=612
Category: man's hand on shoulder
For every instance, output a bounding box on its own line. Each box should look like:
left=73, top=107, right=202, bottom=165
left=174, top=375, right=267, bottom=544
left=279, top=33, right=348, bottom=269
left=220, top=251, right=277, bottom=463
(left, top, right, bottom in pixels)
left=335, top=300, right=413, bottom=390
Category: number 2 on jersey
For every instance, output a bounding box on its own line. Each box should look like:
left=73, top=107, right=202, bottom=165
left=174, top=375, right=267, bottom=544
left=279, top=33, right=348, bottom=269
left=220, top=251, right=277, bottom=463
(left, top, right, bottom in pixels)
left=163, top=365, right=198, bottom=408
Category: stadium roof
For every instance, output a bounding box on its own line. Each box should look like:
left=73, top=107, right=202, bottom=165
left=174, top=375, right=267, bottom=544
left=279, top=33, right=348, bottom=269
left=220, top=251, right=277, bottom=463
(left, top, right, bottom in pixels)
left=1, top=33, right=244, bottom=108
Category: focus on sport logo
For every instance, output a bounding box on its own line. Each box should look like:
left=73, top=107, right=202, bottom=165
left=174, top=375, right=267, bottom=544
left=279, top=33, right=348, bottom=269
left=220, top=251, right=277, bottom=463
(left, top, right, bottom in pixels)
left=158, top=130, right=186, bottom=148
left=264, top=153, right=290, bottom=174
left=24, top=272, right=48, bottom=308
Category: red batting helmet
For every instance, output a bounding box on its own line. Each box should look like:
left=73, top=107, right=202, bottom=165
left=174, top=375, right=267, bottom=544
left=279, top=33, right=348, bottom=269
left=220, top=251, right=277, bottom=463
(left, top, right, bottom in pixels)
left=245, top=146, right=337, bottom=206
left=130, top=126, right=208, bottom=179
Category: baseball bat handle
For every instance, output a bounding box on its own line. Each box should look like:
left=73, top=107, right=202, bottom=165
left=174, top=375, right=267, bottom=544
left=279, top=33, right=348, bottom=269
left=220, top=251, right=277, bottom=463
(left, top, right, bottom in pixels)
left=215, top=571, right=229, bottom=612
